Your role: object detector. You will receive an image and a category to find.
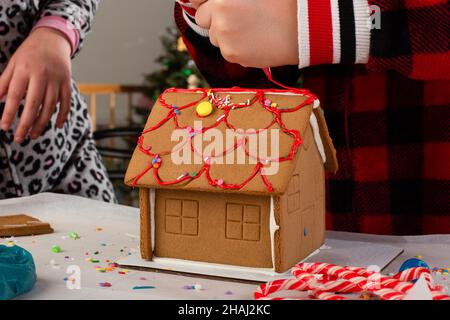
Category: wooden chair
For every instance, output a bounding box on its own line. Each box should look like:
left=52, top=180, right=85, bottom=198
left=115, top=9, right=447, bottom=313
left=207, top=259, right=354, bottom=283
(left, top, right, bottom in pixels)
left=78, top=84, right=149, bottom=205
left=78, top=83, right=148, bottom=130
left=78, top=83, right=147, bottom=176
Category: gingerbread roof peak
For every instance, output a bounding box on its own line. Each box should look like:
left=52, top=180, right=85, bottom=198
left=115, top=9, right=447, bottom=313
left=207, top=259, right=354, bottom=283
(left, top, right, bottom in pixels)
left=125, top=88, right=337, bottom=195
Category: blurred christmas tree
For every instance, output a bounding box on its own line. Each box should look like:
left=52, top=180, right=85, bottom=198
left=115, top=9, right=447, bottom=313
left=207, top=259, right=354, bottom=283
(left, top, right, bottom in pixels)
left=134, top=27, right=207, bottom=121
left=146, top=27, right=207, bottom=96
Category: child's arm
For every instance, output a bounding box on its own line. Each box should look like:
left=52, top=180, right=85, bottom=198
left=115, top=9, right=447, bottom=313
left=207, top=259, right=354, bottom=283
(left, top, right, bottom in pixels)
left=179, top=0, right=449, bottom=81
left=0, top=0, right=99, bottom=143
left=174, top=0, right=302, bottom=88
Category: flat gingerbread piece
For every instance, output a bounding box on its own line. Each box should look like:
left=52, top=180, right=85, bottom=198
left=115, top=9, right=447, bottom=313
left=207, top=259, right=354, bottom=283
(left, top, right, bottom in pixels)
left=0, top=214, right=54, bottom=237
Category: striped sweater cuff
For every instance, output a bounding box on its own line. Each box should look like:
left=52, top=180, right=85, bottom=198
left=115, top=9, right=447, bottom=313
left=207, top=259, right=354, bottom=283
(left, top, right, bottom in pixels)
left=177, top=0, right=209, bottom=37
left=297, top=0, right=370, bottom=69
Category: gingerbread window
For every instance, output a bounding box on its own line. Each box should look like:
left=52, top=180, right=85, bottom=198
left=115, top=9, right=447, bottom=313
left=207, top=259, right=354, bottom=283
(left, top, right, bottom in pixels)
left=226, top=203, right=261, bottom=241
left=287, top=174, right=301, bottom=214
left=165, top=199, right=199, bottom=236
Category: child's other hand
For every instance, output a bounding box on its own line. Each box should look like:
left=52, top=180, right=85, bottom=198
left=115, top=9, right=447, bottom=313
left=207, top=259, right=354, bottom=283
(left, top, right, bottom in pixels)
left=195, top=0, right=299, bottom=68
left=0, top=28, right=72, bottom=143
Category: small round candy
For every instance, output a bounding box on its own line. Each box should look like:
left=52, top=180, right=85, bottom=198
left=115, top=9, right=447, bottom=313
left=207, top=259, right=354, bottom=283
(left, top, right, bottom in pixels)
left=52, top=245, right=61, bottom=253
left=399, top=258, right=430, bottom=272
left=196, top=101, right=213, bottom=117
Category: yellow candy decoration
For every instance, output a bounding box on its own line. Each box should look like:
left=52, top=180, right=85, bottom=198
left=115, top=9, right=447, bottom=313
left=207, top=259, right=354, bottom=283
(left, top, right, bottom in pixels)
left=196, top=101, right=214, bottom=117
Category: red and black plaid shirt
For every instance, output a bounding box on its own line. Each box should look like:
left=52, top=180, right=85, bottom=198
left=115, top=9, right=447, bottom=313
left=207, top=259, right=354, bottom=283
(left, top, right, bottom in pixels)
left=175, top=0, right=450, bottom=235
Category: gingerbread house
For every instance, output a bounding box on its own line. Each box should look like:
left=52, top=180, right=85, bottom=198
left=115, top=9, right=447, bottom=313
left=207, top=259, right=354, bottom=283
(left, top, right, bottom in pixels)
left=125, top=88, right=337, bottom=273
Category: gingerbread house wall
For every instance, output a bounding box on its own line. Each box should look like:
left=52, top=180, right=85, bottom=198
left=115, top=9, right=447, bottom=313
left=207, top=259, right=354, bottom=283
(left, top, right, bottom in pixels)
left=152, top=189, right=273, bottom=268
left=275, top=124, right=326, bottom=272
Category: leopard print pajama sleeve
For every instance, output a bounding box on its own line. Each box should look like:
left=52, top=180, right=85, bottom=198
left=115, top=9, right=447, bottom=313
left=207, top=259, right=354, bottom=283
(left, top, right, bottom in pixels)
left=0, top=0, right=117, bottom=203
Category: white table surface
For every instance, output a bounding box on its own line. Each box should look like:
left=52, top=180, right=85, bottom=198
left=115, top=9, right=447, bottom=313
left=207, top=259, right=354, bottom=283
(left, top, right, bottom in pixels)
left=0, top=193, right=449, bottom=300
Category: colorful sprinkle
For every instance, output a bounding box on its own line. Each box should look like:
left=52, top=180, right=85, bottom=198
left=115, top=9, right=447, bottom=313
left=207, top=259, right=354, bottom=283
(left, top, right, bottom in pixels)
left=51, top=245, right=61, bottom=253
left=182, top=284, right=204, bottom=291
left=194, top=284, right=203, bottom=291
left=99, top=282, right=112, bottom=288
left=153, top=162, right=161, bottom=169
left=303, top=228, right=309, bottom=236
left=69, top=231, right=80, bottom=240
left=132, top=286, right=156, bottom=290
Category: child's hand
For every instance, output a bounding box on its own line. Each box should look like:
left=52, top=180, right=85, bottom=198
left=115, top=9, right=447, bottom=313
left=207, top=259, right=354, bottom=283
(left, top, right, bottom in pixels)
left=195, top=0, right=299, bottom=68
left=0, top=28, right=72, bottom=143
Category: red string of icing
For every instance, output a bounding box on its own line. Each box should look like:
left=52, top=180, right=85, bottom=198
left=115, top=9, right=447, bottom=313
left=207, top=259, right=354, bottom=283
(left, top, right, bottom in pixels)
left=132, top=87, right=317, bottom=192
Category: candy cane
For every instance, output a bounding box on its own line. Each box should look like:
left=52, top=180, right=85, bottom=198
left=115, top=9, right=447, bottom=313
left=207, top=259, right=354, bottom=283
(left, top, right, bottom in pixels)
left=254, top=262, right=450, bottom=300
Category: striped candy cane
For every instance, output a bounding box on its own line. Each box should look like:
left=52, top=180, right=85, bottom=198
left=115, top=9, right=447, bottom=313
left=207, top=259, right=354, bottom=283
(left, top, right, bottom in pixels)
left=254, top=262, right=450, bottom=300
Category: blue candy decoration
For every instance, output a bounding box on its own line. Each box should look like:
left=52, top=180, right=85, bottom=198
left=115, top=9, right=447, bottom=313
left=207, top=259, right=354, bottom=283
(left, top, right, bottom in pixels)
left=303, top=228, right=309, bottom=236
left=399, top=258, right=430, bottom=273
left=0, top=245, right=37, bottom=300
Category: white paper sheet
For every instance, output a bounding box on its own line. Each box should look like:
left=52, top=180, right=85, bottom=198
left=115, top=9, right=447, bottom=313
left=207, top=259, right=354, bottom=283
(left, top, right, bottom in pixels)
left=117, top=239, right=403, bottom=282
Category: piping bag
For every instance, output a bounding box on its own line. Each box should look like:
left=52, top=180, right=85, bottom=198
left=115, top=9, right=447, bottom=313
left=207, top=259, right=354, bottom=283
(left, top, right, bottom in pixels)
left=0, top=245, right=37, bottom=300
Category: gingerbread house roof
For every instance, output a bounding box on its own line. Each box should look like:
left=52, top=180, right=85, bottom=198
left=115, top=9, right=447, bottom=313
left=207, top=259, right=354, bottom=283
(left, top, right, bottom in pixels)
left=125, top=88, right=337, bottom=195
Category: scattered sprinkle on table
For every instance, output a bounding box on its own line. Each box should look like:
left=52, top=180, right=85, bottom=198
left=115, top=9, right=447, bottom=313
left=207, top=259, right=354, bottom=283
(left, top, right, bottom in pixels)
left=183, top=284, right=203, bottom=291
left=99, top=282, right=112, bottom=288
left=51, top=245, right=61, bottom=253
left=69, top=231, right=80, bottom=240
left=132, top=286, right=155, bottom=290
left=95, top=262, right=119, bottom=273
left=64, top=277, right=76, bottom=284
left=118, top=269, right=130, bottom=275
